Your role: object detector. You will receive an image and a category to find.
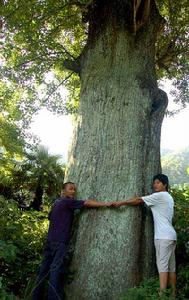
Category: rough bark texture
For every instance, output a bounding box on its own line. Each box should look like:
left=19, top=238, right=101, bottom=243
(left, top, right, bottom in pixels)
left=65, top=1, right=167, bottom=299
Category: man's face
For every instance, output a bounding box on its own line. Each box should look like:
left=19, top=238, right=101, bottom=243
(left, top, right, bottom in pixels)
left=153, top=179, right=167, bottom=192
left=63, top=183, right=76, bottom=198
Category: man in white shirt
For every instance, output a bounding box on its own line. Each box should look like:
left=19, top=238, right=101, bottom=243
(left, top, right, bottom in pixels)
left=112, top=174, right=177, bottom=296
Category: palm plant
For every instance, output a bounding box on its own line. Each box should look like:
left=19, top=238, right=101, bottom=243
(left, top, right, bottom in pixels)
left=26, top=146, right=65, bottom=210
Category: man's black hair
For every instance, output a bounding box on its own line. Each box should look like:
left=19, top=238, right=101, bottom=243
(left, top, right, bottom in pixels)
left=153, top=174, right=169, bottom=191
left=62, top=182, right=75, bottom=190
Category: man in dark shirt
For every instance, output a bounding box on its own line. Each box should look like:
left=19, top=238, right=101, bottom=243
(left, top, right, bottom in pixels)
left=32, top=182, right=111, bottom=300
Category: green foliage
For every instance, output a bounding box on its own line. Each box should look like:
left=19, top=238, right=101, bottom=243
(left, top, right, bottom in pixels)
left=1, top=0, right=188, bottom=114
left=0, top=154, right=25, bottom=200
left=120, top=277, right=162, bottom=300
left=0, top=145, right=65, bottom=206
left=156, top=0, right=189, bottom=105
left=161, top=148, right=189, bottom=185
left=0, top=196, right=49, bottom=298
left=0, top=76, right=39, bottom=159
left=25, top=145, right=65, bottom=201
left=177, top=266, right=189, bottom=299
left=0, top=241, right=19, bottom=263
left=0, top=115, right=24, bottom=156
left=1, top=0, right=86, bottom=116
left=171, top=187, right=189, bottom=267
left=121, top=269, right=189, bottom=300
left=0, top=146, right=65, bottom=296
left=0, top=276, right=18, bottom=300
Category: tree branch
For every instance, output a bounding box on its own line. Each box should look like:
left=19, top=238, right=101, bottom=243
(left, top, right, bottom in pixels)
left=156, top=39, right=181, bottom=70
left=61, top=46, right=76, bottom=60
left=63, top=57, right=81, bottom=75
left=133, top=0, right=151, bottom=33
left=44, top=72, right=74, bottom=103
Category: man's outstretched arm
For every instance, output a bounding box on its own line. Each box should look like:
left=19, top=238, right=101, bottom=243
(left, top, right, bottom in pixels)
left=111, top=197, right=144, bottom=207
left=84, top=200, right=111, bottom=208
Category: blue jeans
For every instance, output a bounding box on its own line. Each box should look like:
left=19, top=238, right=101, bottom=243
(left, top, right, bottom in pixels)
left=32, top=241, right=68, bottom=300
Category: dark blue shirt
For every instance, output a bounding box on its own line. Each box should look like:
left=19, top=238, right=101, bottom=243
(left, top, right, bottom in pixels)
left=47, top=197, right=85, bottom=243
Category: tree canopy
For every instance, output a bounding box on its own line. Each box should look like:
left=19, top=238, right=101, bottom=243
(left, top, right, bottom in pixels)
left=0, top=0, right=188, bottom=119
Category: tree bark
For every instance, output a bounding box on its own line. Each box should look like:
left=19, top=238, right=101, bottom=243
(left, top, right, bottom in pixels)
left=65, top=1, right=167, bottom=299
left=30, top=185, right=43, bottom=210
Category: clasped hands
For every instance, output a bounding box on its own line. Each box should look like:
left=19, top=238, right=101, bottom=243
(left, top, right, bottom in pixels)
left=104, top=201, right=122, bottom=208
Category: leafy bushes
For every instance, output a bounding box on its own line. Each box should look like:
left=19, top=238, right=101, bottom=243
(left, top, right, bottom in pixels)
left=0, top=196, right=49, bottom=299
left=171, top=187, right=189, bottom=267
left=121, top=266, right=189, bottom=300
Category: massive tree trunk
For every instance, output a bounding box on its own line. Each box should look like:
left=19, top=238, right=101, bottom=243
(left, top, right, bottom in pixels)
left=65, top=1, right=167, bottom=299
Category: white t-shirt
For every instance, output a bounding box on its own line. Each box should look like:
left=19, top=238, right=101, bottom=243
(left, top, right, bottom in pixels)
left=142, top=191, right=177, bottom=240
